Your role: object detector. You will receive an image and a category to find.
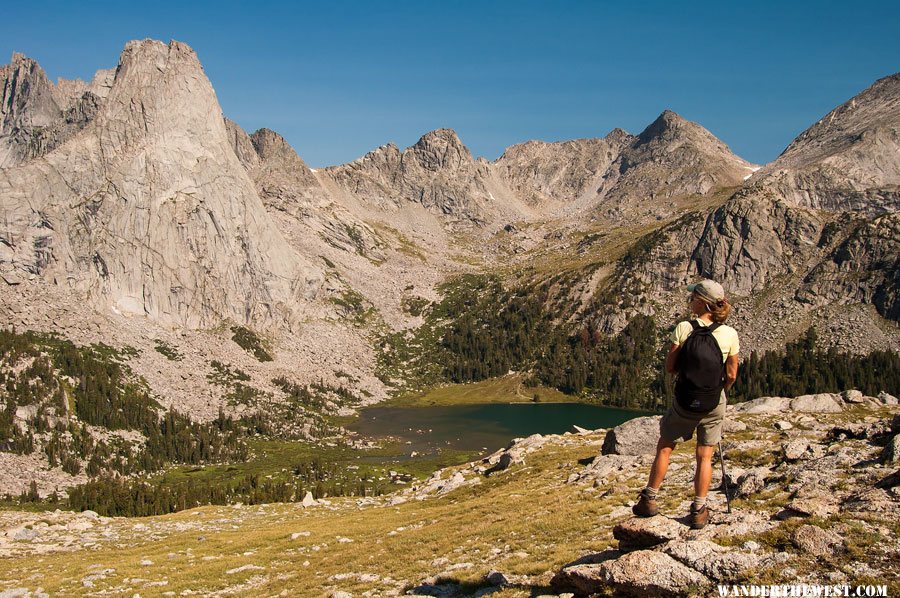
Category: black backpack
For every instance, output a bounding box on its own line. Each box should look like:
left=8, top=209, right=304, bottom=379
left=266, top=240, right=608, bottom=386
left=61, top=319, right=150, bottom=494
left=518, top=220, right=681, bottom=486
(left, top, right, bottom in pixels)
left=674, top=320, right=725, bottom=413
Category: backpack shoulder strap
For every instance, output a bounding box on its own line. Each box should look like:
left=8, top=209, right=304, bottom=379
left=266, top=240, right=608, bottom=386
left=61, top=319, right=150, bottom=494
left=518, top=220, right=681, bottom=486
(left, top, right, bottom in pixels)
left=708, top=323, right=721, bottom=332
left=688, top=320, right=701, bottom=331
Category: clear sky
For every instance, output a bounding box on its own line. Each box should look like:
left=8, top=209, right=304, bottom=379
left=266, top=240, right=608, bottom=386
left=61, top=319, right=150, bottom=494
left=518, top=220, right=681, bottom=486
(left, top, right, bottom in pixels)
left=2, top=1, right=898, bottom=167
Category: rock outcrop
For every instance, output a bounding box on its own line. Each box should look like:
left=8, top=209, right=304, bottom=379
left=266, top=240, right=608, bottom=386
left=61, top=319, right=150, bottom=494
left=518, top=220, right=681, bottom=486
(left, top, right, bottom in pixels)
left=0, top=40, right=323, bottom=329
left=585, top=71, right=900, bottom=345
left=690, top=73, right=900, bottom=305
left=752, top=72, right=900, bottom=216
left=552, top=393, right=899, bottom=597
left=324, top=128, right=495, bottom=222
left=601, top=416, right=661, bottom=456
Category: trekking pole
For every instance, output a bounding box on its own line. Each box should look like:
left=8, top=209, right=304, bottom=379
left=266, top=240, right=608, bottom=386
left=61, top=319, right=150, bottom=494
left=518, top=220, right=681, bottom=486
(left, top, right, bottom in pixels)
left=718, top=439, right=732, bottom=514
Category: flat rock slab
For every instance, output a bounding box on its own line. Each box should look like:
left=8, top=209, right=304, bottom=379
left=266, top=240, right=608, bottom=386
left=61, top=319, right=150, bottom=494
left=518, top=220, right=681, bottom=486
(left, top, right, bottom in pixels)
left=583, top=454, right=640, bottom=480
left=784, top=484, right=841, bottom=518
left=789, top=394, right=843, bottom=413
left=662, top=539, right=760, bottom=582
left=791, top=525, right=844, bottom=557
left=613, top=516, right=685, bottom=551
left=555, top=550, right=709, bottom=597
left=733, top=396, right=791, bottom=414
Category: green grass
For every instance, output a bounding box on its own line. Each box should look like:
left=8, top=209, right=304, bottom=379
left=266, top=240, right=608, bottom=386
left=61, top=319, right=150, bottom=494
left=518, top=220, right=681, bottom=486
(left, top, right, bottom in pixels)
left=153, top=339, right=183, bottom=361
left=382, top=375, right=573, bottom=408
left=330, top=288, right=378, bottom=326
left=151, top=438, right=480, bottom=490
left=230, top=326, right=274, bottom=362
left=372, top=222, right=427, bottom=262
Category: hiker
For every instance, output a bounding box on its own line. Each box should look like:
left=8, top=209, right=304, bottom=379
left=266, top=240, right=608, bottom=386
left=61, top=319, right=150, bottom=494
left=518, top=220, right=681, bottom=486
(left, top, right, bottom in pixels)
left=632, top=279, right=739, bottom=529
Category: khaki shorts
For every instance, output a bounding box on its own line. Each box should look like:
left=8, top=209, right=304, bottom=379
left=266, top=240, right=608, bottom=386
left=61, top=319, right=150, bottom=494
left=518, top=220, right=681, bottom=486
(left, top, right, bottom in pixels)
left=659, top=391, right=727, bottom=446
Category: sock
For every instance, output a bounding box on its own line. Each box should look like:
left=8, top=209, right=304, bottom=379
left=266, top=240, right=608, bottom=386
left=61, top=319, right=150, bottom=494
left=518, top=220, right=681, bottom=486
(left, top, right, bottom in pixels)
left=693, top=495, right=707, bottom=509
left=643, top=486, right=659, bottom=499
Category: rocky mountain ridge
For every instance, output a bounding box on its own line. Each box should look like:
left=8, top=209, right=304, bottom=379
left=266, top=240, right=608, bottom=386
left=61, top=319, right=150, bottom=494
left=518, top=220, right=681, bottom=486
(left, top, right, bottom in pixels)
left=0, top=39, right=897, bottom=430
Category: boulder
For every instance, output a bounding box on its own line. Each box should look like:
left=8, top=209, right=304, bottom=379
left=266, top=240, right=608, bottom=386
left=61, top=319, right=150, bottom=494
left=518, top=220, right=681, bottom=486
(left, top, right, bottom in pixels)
left=662, top=540, right=761, bottom=582
left=774, top=420, right=793, bottom=431
left=735, top=468, right=770, bottom=498
left=841, top=389, right=864, bottom=403
left=483, top=452, right=512, bottom=476
left=66, top=519, right=94, bottom=532
left=301, top=491, right=317, bottom=507
left=602, top=416, right=661, bottom=456
left=789, top=394, right=843, bottom=413
left=783, top=439, right=810, bottom=461
left=878, top=392, right=898, bottom=406
left=583, top=454, right=640, bottom=481
left=11, top=528, right=39, bottom=542
left=485, top=570, right=511, bottom=586
left=507, top=433, right=546, bottom=452
left=724, top=418, right=747, bottom=432
left=555, top=550, right=708, bottom=597
left=733, top=396, right=791, bottom=414
left=791, top=525, right=844, bottom=557
left=613, top=516, right=685, bottom=551
left=437, top=472, right=466, bottom=495
left=882, top=435, right=900, bottom=465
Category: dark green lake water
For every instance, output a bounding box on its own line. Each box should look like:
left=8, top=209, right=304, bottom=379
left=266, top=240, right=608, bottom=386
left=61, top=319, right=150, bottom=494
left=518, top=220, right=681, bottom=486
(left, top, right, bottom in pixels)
left=350, top=403, right=644, bottom=457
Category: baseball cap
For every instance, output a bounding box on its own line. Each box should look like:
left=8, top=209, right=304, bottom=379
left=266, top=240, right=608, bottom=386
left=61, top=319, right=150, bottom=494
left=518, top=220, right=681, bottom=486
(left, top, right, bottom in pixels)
left=687, top=279, right=725, bottom=303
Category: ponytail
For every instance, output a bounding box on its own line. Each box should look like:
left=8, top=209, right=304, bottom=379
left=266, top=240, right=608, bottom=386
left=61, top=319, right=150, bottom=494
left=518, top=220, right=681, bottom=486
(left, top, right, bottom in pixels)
left=709, top=299, right=731, bottom=324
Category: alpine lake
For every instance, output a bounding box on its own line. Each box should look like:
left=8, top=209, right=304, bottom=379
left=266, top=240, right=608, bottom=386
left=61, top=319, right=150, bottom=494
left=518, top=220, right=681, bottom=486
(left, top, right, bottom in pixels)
left=349, top=402, right=643, bottom=460
left=154, top=377, right=645, bottom=501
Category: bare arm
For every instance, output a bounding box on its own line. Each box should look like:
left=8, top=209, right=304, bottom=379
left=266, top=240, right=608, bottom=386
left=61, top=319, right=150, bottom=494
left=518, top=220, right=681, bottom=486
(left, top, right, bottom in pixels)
left=724, top=354, right=739, bottom=390
left=665, top=343, right=680, bottom=374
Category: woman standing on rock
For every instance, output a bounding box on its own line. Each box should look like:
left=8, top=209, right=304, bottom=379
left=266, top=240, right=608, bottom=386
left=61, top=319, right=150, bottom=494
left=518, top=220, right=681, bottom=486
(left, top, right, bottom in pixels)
left=632, top=279, right=739, bottom=529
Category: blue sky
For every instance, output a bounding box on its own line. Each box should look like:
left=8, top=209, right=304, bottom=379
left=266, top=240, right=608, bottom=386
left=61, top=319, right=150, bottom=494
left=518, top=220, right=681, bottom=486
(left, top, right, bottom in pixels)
left=2, top=1, right=898, bottom=167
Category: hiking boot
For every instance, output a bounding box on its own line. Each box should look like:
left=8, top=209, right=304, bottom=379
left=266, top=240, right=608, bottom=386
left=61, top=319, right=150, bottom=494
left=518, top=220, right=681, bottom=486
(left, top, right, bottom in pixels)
left=631, top=489, right=659, bottom=517
left=690, top=503, right=709, bottom=529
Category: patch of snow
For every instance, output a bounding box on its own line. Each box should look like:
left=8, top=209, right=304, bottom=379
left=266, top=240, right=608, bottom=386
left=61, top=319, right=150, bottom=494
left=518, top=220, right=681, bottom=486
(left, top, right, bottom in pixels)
left=743, top=165, right=762, bottom=180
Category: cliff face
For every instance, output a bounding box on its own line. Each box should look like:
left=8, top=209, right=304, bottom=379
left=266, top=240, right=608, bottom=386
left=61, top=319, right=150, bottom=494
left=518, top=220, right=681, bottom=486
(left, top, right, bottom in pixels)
left=752, top=73, right=900, bottom=216
left=687, top=75, right=900, bottom=313
left=0, top=40, right=322, bottom=329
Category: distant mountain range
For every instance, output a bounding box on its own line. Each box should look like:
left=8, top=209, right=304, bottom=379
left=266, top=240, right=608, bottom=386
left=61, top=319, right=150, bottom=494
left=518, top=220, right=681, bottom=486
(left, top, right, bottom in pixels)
left=0, top=38, right=897, bottom=427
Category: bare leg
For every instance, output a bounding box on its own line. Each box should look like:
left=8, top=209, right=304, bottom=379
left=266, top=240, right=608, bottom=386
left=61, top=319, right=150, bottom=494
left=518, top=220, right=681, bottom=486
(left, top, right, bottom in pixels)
left=694, top=444, right=715, bottom=497
left=647, top=438, right=677, bottom=489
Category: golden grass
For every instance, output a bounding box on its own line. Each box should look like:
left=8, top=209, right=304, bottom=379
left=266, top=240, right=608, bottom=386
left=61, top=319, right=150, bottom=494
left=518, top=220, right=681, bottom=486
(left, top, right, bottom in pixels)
left=0, top=443, right=633, bottom=597
left=3, top=407, right=894, bottom=595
